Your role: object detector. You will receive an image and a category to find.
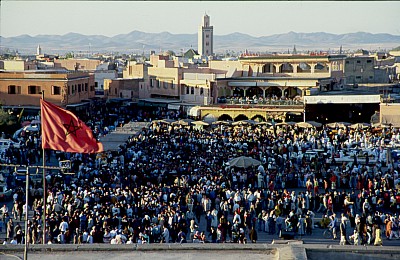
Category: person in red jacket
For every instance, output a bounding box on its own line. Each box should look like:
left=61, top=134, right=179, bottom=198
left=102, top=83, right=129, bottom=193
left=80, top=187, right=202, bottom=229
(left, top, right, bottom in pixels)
left=330, top=174, right=337, bottom=190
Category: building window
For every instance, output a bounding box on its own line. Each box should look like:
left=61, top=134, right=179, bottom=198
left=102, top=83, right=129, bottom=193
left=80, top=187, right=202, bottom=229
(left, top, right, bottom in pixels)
left=345, top=61, right=349, bottom=64
left=8, top=85, right=21, bottom=94
left=115, top=88, right=117, bottom=95
left=28, top=85, right=40, bottom=94
left=171, top=81, right=175, bottom=89
left=200, top=87, right=204, bottom=95
left=78, top=84, right=81, bottom=92
left=367, top=59, right=372, bottom=63
left=356, top=76, right=362, bottom=79
left=356, top=60, right=361, bottom=64
left=52, top=86, right=61, bottom=95
left=85, top=83, right=88, bottom=91
left=369, top=76, right=374, bottom=79
left=95, top=82, right=98, bottom=89
left=206, top=34, right=209, bottom=38
left=186, top=86, right=189, bottom=94
left=150, top=78, right=154, bottom=88
left=191, top=87, right=194, bottom=95
left=206, top=42, right=209, bottom=46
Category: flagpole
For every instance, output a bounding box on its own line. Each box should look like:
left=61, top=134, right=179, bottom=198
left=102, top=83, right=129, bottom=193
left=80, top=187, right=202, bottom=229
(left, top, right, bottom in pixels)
left=41, top=91, right=46, bottom=245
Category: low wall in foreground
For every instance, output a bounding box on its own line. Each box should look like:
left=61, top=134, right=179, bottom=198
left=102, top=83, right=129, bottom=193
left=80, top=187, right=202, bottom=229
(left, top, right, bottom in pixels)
left=1, top=243, right=400, bottom=260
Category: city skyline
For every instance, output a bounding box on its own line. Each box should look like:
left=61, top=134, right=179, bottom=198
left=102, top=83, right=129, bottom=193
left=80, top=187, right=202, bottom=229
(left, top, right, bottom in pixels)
left=1, top=1, right=400, bottom=38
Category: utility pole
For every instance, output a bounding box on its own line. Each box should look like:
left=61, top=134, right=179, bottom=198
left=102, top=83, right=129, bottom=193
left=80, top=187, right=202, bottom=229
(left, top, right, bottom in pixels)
left=24, top=165, right=29, bottom=260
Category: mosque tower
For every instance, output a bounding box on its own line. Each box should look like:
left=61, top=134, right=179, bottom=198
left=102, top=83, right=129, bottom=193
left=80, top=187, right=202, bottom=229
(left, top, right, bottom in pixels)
left=37, top=45, right=42, bottom=56
left=198, top=13, right=214, bottom=57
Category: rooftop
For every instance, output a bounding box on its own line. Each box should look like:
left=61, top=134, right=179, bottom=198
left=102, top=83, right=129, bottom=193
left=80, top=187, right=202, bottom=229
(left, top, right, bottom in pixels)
left=239, top=54, right=347, bottom=61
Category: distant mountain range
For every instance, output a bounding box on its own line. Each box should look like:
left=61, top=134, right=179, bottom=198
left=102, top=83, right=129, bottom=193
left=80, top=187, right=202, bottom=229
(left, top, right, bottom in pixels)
left=1, top=31, right=399, bottom=55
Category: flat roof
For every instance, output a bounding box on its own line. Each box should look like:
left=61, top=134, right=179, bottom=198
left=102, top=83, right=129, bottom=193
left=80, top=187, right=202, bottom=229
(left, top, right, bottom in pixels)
left=0, top=69, right=69, bottom=73
left=223, top=76, right=332, bottom=81
left=304, top=94, right=380, bottom=104
left=239, top=54, right=346, bottom=60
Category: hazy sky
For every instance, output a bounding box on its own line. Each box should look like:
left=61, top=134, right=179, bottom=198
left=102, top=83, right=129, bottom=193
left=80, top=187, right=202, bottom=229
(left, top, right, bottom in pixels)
left=1, top=1, right=400, bottom=38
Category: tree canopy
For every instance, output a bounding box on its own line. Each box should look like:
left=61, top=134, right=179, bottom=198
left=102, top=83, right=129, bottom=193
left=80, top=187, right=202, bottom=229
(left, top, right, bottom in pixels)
left=0, top=108, right=16, bottom=126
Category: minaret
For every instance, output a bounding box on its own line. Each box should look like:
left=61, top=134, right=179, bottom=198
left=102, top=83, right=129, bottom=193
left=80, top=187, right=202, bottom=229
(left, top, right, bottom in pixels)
left=198, top=13, right=214, bottom=57
left=37, top=45, right=42, bottom=56
left=293, top=45, right=297, bottom=55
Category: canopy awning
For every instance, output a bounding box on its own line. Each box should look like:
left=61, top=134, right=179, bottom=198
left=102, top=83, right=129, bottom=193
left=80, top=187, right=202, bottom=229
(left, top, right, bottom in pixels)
left=380, top=104, right=400, bottom=127
left=189, top=106, right=201, bottom=117
left=167, top=104, right=181, bottom=110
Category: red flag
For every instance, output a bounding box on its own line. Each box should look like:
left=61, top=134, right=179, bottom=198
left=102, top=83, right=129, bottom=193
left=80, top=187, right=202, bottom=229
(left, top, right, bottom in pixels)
left=40, top=99, right=103, bottom=153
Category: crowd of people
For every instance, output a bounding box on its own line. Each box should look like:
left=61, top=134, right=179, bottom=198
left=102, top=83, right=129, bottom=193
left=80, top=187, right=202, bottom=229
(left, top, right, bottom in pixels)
left=1, top=104, right=400, bottom=246
left=222, top=94, right=303, bottom=105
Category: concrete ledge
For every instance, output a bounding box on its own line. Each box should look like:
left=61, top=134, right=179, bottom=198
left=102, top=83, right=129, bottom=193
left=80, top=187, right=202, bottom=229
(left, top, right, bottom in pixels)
left=305, top=245, right=400, bottom=260
left=1, top=243, right=280, bottom=252
left=303, top=244, right=400, bottom=253
left=1, top=243, right=400, bottom=255
left=136, top=243, right=277, bottom=251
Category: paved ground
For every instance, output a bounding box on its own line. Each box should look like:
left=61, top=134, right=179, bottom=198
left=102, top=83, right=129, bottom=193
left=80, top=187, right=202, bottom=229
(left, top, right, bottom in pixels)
left=100, top=122, right=150, bottom=151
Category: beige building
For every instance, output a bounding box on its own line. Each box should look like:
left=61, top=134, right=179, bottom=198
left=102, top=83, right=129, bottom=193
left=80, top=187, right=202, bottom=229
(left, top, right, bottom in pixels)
left=54, top=59, right=101, bottom=71
left=344, top=56, right=375, bottom=84
left=180, top=71, right=219, bottom=105
left=344, top=55, right=398, bottom=84
left=0, top=70, right=95, bottom=107
left=104, top=78, right=142, bottom=100
left=0, top=60, right=37, bottom=71
left=124, top=53, right=347, bottom=108
left=123, top=61, right=148, bottom=79
left=380, top=103, right=400, bottom=127
left=210, top=54, right=346, bottom=100
left=394, top=57, right=400, bottom=81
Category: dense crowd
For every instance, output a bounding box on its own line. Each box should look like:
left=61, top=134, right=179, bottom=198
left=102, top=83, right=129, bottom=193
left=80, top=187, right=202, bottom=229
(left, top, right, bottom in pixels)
left=1, top=105, right=400, bottom=246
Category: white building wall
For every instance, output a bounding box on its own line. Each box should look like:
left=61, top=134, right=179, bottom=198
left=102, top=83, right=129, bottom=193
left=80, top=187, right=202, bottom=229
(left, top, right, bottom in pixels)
left=94, top=70, right=117, bottom=96
left=304, top=95, right=381, bottom=104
